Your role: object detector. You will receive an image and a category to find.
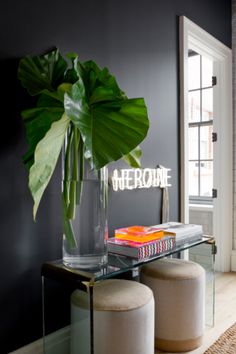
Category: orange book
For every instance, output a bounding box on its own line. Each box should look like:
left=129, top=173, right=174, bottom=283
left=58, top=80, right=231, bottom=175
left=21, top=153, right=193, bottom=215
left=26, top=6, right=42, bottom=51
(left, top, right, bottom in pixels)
left=115, top=225, right=164, bottom=243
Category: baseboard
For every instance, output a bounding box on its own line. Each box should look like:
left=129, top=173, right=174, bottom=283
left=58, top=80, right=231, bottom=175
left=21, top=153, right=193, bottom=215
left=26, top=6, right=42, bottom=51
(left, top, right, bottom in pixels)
left=9, top=338, right=43, bottom=354
left=231, top=250, right=236, bottom=271
left=9, top=326, right=70, bottom=354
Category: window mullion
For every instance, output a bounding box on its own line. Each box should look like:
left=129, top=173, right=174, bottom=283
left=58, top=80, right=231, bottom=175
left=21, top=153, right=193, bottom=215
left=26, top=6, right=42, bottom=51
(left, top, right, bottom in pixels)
left=189, top=120, right=213, bottom=128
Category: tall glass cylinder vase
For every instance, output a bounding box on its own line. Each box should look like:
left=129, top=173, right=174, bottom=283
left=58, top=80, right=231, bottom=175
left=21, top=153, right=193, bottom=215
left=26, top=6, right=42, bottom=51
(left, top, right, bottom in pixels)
left=62, top=165, right=108, bottom=269
left=62, top=131, right=108, bottom=269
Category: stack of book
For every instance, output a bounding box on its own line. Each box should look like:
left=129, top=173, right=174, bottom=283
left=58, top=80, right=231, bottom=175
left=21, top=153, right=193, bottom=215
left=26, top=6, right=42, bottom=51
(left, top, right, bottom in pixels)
left=107, top=223, right=204, bottom=259
left=107, top=225, right=176, bottom=260
left=154, top=222, right=203, bottom=245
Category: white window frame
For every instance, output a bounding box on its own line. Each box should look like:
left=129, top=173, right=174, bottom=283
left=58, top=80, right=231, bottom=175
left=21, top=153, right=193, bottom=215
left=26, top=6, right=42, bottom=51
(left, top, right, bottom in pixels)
left=179, top=16, right=233, bottom=272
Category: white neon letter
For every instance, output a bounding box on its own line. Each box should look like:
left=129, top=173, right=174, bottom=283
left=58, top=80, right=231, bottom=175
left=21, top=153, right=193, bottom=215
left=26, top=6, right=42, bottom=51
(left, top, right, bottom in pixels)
left=124, top=169, right=133, bottom=189
left=112, top=169, right=119, bottom=191
left=134, top=169, right=142, bottom=188
left=142, top=168, right=152, bottom=188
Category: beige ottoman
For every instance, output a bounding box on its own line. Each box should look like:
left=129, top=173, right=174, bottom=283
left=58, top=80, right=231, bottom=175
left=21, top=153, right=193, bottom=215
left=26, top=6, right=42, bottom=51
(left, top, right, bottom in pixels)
left=71, top=279, right=155, bottom=354
left=141, top=258, right=205, bottom=352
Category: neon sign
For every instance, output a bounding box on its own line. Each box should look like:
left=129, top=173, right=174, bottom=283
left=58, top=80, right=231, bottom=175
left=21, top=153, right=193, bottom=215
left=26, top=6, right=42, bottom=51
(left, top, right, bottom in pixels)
left=111, top=167, right=171, bottom=191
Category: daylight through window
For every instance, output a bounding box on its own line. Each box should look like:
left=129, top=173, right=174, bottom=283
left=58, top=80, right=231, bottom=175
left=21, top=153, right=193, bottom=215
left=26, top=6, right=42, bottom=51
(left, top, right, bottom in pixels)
left=188, top=50, right=214, bottom=204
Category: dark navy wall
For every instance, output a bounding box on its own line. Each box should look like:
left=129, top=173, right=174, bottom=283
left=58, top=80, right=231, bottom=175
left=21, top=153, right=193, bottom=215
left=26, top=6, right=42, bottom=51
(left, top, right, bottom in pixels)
left=0, top=0, right=231, bottom=352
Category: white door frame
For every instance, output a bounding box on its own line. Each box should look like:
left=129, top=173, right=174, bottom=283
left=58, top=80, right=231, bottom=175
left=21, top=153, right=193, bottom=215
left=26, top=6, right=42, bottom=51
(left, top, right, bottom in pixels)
left=179, top=16, right=233, bottom=272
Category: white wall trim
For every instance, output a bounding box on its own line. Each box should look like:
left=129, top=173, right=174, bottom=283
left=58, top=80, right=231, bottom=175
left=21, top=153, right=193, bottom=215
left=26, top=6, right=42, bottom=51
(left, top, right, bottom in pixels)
left=9, top=338, right=43, bottom=354
left=231, top=250, right=236, bottom=271
left=179, top=16, right=233, bottom=272
left=179, top=16, right=189, bottom=224
left=9, top=327, right=70, bottom=354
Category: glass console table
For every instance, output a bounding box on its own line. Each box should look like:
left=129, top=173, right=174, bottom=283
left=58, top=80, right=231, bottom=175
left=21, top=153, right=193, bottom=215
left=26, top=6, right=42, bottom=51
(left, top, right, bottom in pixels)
left=42, top=235, right=215, bottom=354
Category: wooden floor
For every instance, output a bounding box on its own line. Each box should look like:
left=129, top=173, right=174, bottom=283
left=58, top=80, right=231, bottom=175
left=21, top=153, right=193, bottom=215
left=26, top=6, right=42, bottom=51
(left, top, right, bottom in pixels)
left=155, top=272, right=236, bottom=354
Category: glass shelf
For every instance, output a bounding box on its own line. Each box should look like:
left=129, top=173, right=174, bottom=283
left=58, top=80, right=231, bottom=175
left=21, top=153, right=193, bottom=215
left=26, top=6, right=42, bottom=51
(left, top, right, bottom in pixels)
left=42, top=235, right=213, bottom=284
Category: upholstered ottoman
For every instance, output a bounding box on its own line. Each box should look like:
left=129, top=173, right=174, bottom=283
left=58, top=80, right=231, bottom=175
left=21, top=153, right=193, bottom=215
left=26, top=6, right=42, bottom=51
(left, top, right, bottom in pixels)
left=140, top=258, right=205, bottom=352
left=71, top=279, right=155, bottom=354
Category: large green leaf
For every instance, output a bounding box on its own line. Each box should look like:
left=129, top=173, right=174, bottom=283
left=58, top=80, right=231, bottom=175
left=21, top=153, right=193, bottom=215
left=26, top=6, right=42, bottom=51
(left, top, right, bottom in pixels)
left=64, top=80, right=149, bottom=169
left=22, top=94, right=64, bottom=168
left=83, top=60, right=125, bottom=102
left=29, top=113, right=70, bottom=219
left=64, top=55, right=125, bottom=102
left=18, top=49, right=67, bottom=96
left=64, top=53, right=83, bottom=84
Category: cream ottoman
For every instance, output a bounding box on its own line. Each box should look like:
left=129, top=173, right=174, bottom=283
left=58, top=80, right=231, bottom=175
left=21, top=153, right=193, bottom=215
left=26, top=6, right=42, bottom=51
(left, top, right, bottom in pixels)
left=140, top=258, right=205, bottom=352
left=71, top=279, right=155, bottom=354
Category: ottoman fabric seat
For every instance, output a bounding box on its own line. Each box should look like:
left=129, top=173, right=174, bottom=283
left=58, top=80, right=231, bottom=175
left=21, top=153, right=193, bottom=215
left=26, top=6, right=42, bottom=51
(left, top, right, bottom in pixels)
left=71, top=279, right=155, bottom=354
left=141, top=258, right=205, bottom=352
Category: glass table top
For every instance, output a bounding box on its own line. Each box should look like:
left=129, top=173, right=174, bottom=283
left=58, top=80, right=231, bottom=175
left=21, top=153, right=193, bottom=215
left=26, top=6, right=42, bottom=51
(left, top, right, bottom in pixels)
left=42, top=236, right=214, bottom=285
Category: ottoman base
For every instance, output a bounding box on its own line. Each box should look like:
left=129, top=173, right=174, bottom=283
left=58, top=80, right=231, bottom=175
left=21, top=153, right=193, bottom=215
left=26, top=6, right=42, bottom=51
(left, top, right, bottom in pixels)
left=156, top=335, right=203, bottom=352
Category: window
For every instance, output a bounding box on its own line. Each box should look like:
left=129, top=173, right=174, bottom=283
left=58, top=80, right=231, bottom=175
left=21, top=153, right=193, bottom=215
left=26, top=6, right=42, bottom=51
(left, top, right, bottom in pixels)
left=188, top=50, right=213, bottom=204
